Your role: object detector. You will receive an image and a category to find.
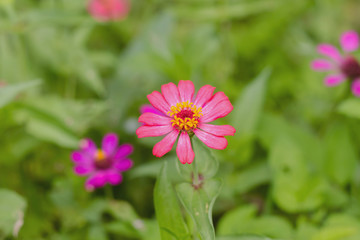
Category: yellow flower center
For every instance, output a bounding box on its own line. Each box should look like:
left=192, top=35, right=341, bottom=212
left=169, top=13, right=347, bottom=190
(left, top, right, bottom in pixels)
left=168, top=101, right=203, bottom=131
left=95, top=149, right=106, bottom=162
left=94, top=149, right=112, bottom=170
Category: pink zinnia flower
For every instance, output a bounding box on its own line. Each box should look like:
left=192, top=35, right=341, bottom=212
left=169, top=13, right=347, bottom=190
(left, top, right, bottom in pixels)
left=88, top=0, right=129, bottom=22
left=136, top=80, right=236, bottom=164
left=71, top=133, right=133, bottom=191
left=311, top=31, right=360, bottom=96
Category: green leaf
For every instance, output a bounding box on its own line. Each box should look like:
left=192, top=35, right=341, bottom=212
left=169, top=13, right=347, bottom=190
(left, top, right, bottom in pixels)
left=232, top=68, right=271, bottom=139
left=269, top=137, right=325, bottom=212
left=176, top=137, right=219, bottom=181
left=217, top=236, right=279, bottom=240
left=217, top=205, right=293, bottom=239
left=176, top=179, right=222, bottom=240
left=226, top=161, right=271, bottom=195
left=0, top=80, right=41, bottom=108
left=87, top=225, right=107, bottom=240
left=0, top=189, right=27, bottom=238
left=337, top=98, right=360, bottom=119
left=324, top=123, right=357, bottom=186
left=154, top=162, right=190, bottom=240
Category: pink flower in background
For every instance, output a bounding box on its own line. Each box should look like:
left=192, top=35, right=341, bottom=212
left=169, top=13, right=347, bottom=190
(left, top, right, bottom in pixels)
left=136, top=80, right=235, bottom=164
left=88, top=0, right=129, bottom=22
left=71, top=133, right=133, bottom=191
left=140, top=104, right=164, bottom=115
left=311, top=31, right=360, bottom=97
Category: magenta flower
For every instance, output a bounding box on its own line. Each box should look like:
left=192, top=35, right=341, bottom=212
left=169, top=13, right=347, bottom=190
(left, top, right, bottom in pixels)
left=136, top=80, right=235, bottom=164
left=140, top=104, right=164, bottom=115
left=71, top=133, right=133, bottom=191
left=311, top=31, right=360, bottom=96
left=88, top=0, right=129, bottom=22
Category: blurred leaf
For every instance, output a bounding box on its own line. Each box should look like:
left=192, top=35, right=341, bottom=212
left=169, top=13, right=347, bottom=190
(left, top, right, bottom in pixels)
left=105, top=221, right=140, bottom=238
left=217, top=205, right=293, bottom=239
left=0, top=189, right=27, bottom=238
left=0, top=80, right=41, bottom=108
left=337, top=98, right=360, bottom=119
left=227, top=161, right=271, bottom=195
left=217, top=236, right=279, bottom=240
left=107, top=200, right=139, bottom=222
left=15, top=96, right=106, bottom=148
left=311, top=214, right=360, bottom=240
left=269, top=137, right=325, bottom=212
left=154, top=162, right=190, bottom=240
left=232, top=68, right=271, bottom=138
left=87, top=225, right=107, bottom=240
left=176, top=179, right=222, bottom=240
left=324, top=123, right=357, bottom=186
left=174, top=0, right=283, bottom=22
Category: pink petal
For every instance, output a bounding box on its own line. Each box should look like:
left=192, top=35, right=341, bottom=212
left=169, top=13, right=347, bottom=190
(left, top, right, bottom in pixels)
left=109, top=0, right=129, bottom=20
left=194, top=129, right=228, bottom=150
left=114, top=144, right=133, bottom=159
left=198, top=123, right=236, bottom=136
left=71, top=151, right=92, bottom=163
left=85, top=172, right=107, bottom=190
left=311, top=59, right=334, bottom=71
left=102, top=133, right=118, bottom=155
left=106, top=171, right=123, bottom=185
left=317, top=44, right=342, bottom=62
left=176, top=132, right=194, bottom=164
left=136, top=125, right=173, bottom=138
left=324, top=74, right=346, bottom=87
left=74, top=165, right=94, bottom=176
left=352, top=78, right=360, bottom=97
left=194, top=85, right=216, bottom=107
left=114, top=159, right=133, bottom=171
left=79, top=138, right=97, bottom=156
left=147, top=91, right=170, bottom=115
left=161, top=82, right=181, bottom=107
left=178, top=80, right=195, bottom=102
left=153, top=130, right=179, bottom=157
left=140, top=104, right=164, bottom=115
left=201, top=92, right=233, bottom=123
left=138, top=112, right=171, bottom=126
left=88, top=0, right=129, bottom=22
left=340, top=31, right=359, bottom=52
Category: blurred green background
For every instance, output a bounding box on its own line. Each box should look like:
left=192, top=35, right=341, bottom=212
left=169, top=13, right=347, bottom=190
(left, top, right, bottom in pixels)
left=2, top=0, right=360, bottom=239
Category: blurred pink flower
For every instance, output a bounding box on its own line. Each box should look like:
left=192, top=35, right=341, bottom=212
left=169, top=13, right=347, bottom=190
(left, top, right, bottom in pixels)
left=140, top=104, right=164, bottom=115
left=88, top=0, right=129, bottom=22
left=311, top=31, right=360, bottom=97
left=71, top=133, right=133, bottom=191
left=136, top=80, right=235, bottom=164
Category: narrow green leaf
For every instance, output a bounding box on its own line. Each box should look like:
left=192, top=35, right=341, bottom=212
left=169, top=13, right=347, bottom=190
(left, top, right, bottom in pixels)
left=154, top=162, right=190, bottom=240
left=176, top=179, right=222, bottom=240
left=0, top=80, right=41, bottom=108
left=0, top=189, right=27, bottom=238
left=232, top=68, right=271, bottom=139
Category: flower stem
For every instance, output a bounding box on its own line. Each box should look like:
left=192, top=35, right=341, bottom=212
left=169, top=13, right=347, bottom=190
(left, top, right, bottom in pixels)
left=105, top=185, right=114, bottom=200
left=191, top=138, right=200, bottom=187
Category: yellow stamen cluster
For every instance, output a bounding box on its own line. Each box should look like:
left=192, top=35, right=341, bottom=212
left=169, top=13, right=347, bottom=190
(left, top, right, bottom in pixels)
left=95, top=149, right=106, bottom=162
left=167, top=101, right=203, bottom=131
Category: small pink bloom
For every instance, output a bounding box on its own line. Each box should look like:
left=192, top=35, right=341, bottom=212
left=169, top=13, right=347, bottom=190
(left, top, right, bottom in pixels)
left=71, top=133, right=133, bottom=191
left=311, top=31, right=360, bottom=97
left=88, top=0, right=129, bottom=22
left=136, top=80, right=236, bottom=164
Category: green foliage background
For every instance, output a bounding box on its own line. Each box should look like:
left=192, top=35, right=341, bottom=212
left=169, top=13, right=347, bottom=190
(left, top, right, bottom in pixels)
left=1, top=0, right=360, bottom=239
